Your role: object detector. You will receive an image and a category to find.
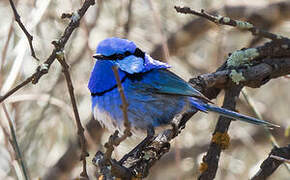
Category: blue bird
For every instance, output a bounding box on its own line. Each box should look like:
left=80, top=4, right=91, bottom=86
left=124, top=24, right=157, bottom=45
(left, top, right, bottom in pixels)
left=88, top=37, right=278, bottom=137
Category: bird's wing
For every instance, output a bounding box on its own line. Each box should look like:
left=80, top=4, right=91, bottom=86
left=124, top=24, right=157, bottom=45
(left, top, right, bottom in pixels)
left=135, top=69, right=212, bottom=103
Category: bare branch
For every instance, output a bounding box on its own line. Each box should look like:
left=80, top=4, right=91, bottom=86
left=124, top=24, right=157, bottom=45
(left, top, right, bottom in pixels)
left=251, top=145, right=290, bottom=180
left=0, top=0, right=96, bottom=104
left=198, top=86, right=242, bottom=179
left=151, top=2, right=290, bottom=59
left=1, top=103, right=30, bottom=180
left=116, top=46, right=290, bottom=178
left=8, top=0, right=38, bottom=60
left=93, top=66, right=133, bottom=179
left=174, top=6, right=288, bottom=42
left=56, top=53, right=89, bottom=178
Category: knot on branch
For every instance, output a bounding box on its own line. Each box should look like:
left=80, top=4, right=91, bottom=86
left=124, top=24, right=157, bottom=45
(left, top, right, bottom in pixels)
left=199, top=161, right=208, bottom=173
left=61, top=13, right=73, bottom=19
left=211, top=132, right=230, bottom=150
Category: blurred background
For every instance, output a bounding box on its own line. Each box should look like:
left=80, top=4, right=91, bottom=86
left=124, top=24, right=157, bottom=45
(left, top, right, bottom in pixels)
left=0, top=0, right=289, bottom=179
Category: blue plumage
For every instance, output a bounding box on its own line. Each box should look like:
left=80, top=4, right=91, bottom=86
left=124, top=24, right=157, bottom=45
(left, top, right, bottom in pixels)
left=88, top=37, right=278, bottom=133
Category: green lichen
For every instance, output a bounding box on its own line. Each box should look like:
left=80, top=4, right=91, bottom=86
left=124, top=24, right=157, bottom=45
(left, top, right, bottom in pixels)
left=235, top=20, right=253, bottom=29
left=230, top=70, right=245, bottom=85
left=277, top=35, right=283, bottom=39
left=215, top=15, right=223, bottom=23
left=223, top=17, right=230, bottom=23
left=227, top=48, right=259, bottom=67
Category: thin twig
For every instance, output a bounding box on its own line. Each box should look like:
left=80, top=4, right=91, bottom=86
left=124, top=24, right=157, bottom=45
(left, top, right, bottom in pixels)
left=8, top=0, right=39, bottom=60
left=112, top=66, right=131, bottom=137
left=0, top=76, right=34, bottom=103
left=174, top=6, right=289, bottom=42
left=105, top=66, right=132, bottom=155
left=56, top=52, right=89, bottom=178
left=106, top=66, right=132, bottom=173
left=0, top=114, right=15, bottom=161
left=251, top=145, right=290, bottom=180
left=0, top=0, right=96, bottom=104
left=2, top=103, right=30, bottom=180
left=92, top=66, right=132, bottom=179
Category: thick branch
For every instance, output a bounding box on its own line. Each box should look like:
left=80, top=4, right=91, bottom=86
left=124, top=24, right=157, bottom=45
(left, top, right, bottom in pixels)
left=198, top=86, right=242, bottom=180
left=116, top=55, right=290, bottom=178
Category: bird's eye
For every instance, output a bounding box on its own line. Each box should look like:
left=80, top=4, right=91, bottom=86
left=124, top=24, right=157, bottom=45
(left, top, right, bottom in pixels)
left=133, top=48, right=145, bottom=58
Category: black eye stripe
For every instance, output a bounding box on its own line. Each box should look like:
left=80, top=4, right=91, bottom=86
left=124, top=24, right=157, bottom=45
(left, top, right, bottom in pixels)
left=94, top=48, right=145, bottom=60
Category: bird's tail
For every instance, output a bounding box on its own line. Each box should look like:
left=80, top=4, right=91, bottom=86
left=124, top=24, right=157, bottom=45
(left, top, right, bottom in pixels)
left=202, top=104, right=279, bottom=128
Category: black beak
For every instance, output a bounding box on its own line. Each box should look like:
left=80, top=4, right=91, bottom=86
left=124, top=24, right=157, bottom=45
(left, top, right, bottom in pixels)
left=93, top=53, right=105, bottom=59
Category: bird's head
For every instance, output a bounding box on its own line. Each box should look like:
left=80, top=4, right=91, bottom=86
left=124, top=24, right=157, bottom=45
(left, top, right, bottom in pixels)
left=88, top=37, right=169, bottom=95
left=92, top=37, right=169, bottom=74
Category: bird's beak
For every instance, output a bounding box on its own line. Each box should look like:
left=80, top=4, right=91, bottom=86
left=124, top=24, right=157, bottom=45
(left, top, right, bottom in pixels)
left=93, top=53, right=103, bottom=59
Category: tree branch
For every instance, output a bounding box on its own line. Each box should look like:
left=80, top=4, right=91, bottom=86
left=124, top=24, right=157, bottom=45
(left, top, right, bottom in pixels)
left=251, top=145, right=290, bottom=180
left=8, top=0, right=39, bottom=60
left=56, top=53, right=89, bottom=178
left=174, top=7, right=288, bottom=41
left=0, top=0, right=96, bottom=104
left=151, top=1, right=290, bottom=59
left=111, top=48, right=290, bottom=178
left=198, top=85, right=242, bottom=179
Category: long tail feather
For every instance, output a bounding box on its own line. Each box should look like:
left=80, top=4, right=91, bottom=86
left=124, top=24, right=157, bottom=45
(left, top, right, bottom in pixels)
left=203, top=104, right=279, bottom=128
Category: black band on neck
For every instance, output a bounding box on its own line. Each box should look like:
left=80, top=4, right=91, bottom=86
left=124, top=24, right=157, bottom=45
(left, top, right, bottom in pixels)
left=91, top=75, right=128, bottom=97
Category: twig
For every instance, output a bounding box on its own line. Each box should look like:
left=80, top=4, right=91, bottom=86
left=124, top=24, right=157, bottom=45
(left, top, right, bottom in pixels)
left=56, top=52, right=89, bottom=178
left=8, top=0, right=38, bottom=60
left=109, top=56, right=290, bottom=178
left=198, top=85, right=242, bottom=180
left=93, top=66, right=132, bottom=179
left=103, top=65, right=132, bottom=162
left=0, top=111, right=15, bottom=167
left=111, top=65, right=132, bottom=142
left=151, top=2, right=290, bottom=60
left=251, top=145, right=290, bottom=180
left=174, top=6, right=289, bottom=42
left=0, top=0, right=96, bottom=104
left=0, top=76, right=34, bottom=103
left=114, top=54, right=290, bottom=178
left=1, top=103, right=30, bottom=180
